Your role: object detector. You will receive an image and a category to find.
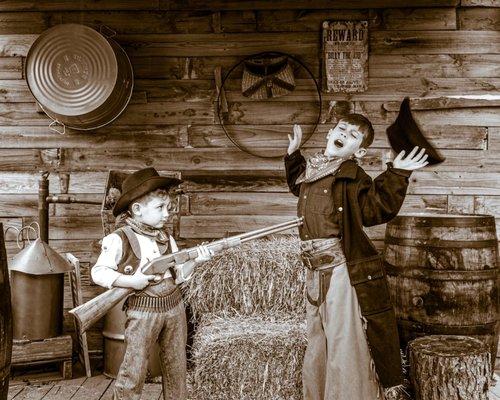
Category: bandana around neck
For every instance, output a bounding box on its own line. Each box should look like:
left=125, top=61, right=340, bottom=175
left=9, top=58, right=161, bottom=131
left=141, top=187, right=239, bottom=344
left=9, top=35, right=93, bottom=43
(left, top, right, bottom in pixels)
left=125, top=217, right=170, bottom=245
left=296, top=152, right=348, bottom=184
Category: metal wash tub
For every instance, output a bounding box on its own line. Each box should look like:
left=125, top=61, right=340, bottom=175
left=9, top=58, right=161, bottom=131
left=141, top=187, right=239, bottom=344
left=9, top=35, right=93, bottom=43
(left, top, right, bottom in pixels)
left=25, top=23, right=133, bottom=132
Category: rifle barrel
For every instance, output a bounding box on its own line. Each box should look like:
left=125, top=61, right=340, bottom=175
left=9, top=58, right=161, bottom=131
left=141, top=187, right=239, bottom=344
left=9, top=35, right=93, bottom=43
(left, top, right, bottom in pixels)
left=238, top=217, right=303, bottom=239
left=240, top=218, right=302, bottom=243
left=231, top=217, right=303, bottom=241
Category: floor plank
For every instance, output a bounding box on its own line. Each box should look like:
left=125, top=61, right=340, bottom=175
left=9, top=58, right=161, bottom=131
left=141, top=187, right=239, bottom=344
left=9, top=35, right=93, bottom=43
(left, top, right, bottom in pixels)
left=11, top=384, right=53, bottom=400
left=7, top=385, right=25, bottom=400
left=99, top=381, right=163, bottom=400
left=98, top=381, right=115, bottom=400
left=69, top=375, right=112, bottom=400
left=41, top=377, right=87, bottom=400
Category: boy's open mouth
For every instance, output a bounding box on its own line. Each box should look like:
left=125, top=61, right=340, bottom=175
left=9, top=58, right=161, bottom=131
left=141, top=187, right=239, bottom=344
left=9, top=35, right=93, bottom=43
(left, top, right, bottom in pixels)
left=334, top=139, right=344, bottom=148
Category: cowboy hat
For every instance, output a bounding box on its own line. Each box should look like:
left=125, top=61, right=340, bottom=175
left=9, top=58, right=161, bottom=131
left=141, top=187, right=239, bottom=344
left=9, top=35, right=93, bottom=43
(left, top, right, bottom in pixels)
left=112, top=167, right=182, bottom=217
left=386, top=97, right=445, bottom=165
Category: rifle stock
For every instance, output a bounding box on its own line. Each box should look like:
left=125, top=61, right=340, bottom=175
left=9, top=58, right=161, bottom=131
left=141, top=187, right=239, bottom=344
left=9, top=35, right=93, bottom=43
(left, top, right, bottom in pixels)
left=70, top=286, right=133, bottom=333
left=69, top=217, right=302, bottom=332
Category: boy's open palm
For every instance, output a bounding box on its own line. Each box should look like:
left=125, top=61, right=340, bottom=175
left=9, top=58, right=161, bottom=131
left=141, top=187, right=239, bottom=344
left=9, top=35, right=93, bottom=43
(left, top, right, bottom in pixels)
left=393, top=146, right=429, bottom=170
left=287, top=124, right=302, bottom=155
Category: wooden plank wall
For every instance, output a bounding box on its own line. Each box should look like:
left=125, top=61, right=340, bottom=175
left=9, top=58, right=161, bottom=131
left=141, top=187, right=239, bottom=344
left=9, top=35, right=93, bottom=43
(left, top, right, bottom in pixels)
left=0, top=0, right=498, bottom=356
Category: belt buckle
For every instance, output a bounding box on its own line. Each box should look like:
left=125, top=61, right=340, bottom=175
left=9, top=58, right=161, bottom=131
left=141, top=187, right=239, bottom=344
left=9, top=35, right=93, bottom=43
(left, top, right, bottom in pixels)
left=301, top=238, right=318, bottom=251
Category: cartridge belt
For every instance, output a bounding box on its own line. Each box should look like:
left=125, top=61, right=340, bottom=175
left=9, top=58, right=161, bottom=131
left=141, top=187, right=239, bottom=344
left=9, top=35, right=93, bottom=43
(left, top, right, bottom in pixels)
left=127, top=287, right=182, bottom=313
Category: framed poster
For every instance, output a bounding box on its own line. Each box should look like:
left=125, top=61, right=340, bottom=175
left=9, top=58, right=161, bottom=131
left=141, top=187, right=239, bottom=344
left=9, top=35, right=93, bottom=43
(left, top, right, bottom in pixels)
left=322, top=20, right=368, bottom=93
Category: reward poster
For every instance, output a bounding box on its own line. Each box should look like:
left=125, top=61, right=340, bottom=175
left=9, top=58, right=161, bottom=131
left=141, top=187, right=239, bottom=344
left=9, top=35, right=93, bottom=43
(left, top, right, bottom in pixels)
left=322, top=20, right=368, bottom=93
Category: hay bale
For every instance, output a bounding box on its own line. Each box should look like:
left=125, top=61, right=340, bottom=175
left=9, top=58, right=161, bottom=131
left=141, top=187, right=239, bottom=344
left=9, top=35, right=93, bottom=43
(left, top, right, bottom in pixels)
left=184, top=236, right=305, bottom=318
left=191, top=314, right=306, bottom=400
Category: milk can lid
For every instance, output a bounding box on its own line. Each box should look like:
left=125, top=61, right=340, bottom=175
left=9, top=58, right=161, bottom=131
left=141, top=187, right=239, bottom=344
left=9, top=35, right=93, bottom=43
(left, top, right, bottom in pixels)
left=9, top=238, right=73, bottom=275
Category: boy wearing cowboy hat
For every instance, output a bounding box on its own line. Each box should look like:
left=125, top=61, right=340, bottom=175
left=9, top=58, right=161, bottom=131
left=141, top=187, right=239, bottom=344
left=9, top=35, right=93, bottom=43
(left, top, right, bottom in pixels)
left=285, top=115, right=428, bottom=399
left=92, top=167, right=212, bottom=400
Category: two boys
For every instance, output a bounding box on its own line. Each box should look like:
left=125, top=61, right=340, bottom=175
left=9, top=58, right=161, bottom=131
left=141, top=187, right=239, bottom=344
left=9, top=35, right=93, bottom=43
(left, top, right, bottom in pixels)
left=92, top=113, right=427, bottom=400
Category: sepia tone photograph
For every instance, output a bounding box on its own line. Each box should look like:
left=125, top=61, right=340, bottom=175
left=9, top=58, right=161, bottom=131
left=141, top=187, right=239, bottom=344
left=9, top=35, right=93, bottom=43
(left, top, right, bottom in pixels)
left=0, top=1, right=498, bottom=399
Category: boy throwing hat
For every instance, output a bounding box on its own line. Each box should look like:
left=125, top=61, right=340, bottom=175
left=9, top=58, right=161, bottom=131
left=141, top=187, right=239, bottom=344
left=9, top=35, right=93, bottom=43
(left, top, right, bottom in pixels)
left=285, top=115, right=427, bottom=399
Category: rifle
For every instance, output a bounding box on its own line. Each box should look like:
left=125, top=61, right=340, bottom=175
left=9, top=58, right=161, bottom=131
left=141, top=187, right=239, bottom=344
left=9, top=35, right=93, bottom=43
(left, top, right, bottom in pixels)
left=70, top=217, right=303, bottom=332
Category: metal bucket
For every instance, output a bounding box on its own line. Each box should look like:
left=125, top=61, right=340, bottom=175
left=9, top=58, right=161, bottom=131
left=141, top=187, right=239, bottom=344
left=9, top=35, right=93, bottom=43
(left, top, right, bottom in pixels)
left=25, top=23, right=133, bottom=132
left=103, top=297, right=161, bottom=379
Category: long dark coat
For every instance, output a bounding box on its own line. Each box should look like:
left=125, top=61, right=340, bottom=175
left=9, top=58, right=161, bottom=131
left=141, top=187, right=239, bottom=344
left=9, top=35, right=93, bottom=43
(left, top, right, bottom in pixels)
left=285, top=152, right=412, bottom=388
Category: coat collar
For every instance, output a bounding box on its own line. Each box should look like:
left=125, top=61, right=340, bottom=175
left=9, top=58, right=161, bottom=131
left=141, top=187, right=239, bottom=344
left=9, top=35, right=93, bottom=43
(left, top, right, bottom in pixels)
left=335, top=159, right=359, bottom=180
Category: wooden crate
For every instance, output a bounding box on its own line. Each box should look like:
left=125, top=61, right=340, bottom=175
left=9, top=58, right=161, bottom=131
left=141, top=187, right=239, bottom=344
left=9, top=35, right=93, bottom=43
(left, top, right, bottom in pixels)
left=11, top=335, right=73, bottom=381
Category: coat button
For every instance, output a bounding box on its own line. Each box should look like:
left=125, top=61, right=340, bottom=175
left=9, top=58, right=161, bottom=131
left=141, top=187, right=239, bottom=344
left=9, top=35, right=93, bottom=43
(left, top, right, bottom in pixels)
left=305, top=234, right=309, bottom=238
left=303, top=195, right=307, bottom=199
left=323, top=189, right=328, bottom=193
left=124, top=265, right=134, bottom=274
left=367, top=275, right=372, bottom=280
left=337, top=206, right=343, bottom=212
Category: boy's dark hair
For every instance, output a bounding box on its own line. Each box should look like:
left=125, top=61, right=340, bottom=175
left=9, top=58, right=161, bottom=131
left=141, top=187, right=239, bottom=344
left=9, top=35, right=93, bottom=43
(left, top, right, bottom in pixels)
left=339, top=113, right=374, bottom=148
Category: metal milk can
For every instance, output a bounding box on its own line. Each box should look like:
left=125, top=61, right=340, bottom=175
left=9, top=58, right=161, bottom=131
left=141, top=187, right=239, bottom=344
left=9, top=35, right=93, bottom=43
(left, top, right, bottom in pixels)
left=9, top=238, right=73, bottom=340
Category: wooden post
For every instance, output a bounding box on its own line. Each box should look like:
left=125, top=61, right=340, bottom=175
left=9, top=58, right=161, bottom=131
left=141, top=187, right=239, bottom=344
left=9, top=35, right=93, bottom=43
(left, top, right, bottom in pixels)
left=66, top=253, right=92, bottom=378
left=409, top=335, right=491, bottom=400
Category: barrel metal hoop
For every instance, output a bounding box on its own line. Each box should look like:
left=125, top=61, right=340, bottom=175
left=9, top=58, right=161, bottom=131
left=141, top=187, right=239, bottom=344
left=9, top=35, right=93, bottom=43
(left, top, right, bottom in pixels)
left=398, top=319, right=498, bottom=335
left=389, top=215, right=496, bottom=228
left=384, top=236, right=498, bottom=249
left=384, top=262, right=498, bottom=281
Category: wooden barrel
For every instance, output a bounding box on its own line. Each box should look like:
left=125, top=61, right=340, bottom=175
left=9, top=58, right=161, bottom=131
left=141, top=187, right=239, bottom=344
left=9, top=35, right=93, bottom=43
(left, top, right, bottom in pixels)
left=383, top=214, right=499, bottom=368
left=0, top=225, right=12, bottom=400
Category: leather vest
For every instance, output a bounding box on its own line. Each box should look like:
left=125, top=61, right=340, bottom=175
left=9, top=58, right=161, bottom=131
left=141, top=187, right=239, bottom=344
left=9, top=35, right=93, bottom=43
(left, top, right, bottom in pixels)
left=114, top=227, right=177, bottom=297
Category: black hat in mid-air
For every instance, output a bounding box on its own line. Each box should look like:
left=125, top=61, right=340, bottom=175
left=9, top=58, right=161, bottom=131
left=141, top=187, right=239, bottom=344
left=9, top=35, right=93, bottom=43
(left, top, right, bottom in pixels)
left=386, top=97, right=445, bottom=165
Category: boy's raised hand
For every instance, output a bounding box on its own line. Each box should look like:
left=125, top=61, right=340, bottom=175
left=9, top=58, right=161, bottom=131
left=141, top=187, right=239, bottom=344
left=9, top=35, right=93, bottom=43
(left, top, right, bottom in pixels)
left=287, top=124, right=303, bottom=155
left=393, top=146, right=429, bottom=170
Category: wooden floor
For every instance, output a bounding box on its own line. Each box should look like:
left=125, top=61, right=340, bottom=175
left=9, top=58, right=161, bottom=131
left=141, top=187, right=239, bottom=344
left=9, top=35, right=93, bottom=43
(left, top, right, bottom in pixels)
left=8, top=375, right=164, bottom=400
left=7, top=366, right=500, bottom=400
